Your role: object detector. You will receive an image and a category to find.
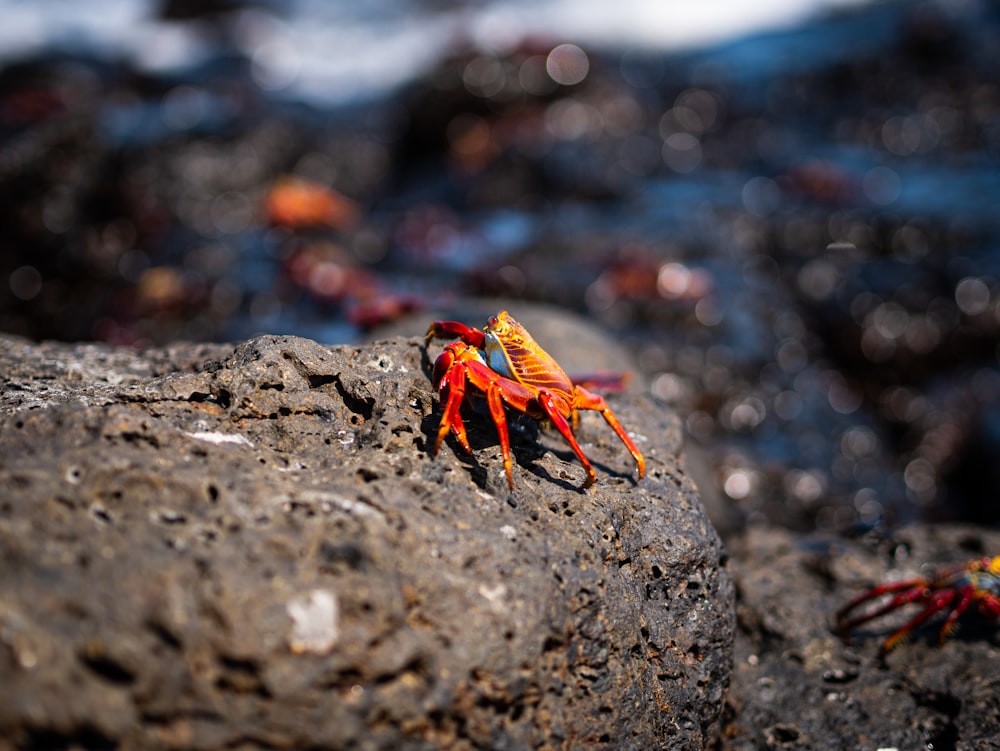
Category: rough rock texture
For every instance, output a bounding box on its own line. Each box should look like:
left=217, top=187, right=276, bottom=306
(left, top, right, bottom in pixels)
left=0, top=326, right=732, bottom=750
left=719, top=524, right=1000, bottom=751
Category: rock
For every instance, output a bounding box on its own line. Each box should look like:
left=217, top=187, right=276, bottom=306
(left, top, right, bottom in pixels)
left=720, top=524, right=1000, bottom=750
left=0, top=328, right=732, bottom=750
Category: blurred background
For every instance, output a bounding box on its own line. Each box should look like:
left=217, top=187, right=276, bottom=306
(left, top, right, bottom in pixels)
left=2, top=0, right=999, bottom=537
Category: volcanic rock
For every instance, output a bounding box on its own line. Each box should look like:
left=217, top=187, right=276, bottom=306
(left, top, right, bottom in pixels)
left=0, top=327, right=732, bottom=750
left=720, top=523, right=1000, bottom=750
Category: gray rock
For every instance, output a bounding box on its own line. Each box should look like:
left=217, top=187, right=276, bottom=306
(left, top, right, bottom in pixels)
left=0, top=328, right=732, bottom=750
left=721, top=524, right=1000, bottom=750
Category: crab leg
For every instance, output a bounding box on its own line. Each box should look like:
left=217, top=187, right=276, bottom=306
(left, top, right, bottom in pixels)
left=535, top=391, right=599, bottom=489
left=979, top=592, right=1000, bottom=620
left=430, top=342, right=533, bottom=489
left=837, top=577, right=974, bottom=652
left=484, top=383, right=514, bottom=489
left=836, top=555, right=1000, bottom=652
left=569, top=372, right=631, bottom=392
left=571, top=385, right=646, bottom=482
left=532, top=387, right=645, bottom=490
left=835, top=579, right=932, bottom=633
left=878, top=589, right=962, bottom=652
left=935, top=586, right=977, bottom=643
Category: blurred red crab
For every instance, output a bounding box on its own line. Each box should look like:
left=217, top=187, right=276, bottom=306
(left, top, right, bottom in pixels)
left=835, top=555, right=1000, bottom=653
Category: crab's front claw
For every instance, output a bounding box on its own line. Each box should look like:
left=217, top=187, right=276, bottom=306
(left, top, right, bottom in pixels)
left=430, top=346, right=473, bottom=458
left=424, top=321, right=444, bottom=342
left=431, top=345, right=456, bottom=390
left=425, top=320, right=486, bottom=348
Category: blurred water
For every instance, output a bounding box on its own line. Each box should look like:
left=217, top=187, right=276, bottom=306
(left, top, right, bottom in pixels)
left=0, top=0, right=873, bottom=105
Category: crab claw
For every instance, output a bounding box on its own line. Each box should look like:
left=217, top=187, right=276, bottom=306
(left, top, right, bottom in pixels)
left=431, top=345, right=456, bottom=389
left=425, top=320, right=486, bottom=348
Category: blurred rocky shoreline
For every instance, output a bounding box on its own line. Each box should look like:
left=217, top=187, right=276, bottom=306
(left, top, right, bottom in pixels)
left=2, top=0, right=1000, bottom=747
left=3, top=0, right=999, bottom=539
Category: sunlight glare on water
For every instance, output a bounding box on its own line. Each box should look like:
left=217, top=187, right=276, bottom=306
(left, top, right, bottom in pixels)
left=0, top=0, right=874, bottom=105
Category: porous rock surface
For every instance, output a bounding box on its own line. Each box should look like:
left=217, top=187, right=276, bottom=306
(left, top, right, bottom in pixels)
left=719, top=523, right=1000, bottom=750
left=0, top=326, right=733, bottom=750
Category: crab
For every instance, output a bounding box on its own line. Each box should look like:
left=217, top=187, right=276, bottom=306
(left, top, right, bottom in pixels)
left=835, top=555, right=1000, bottom=653
left=424, top=310, right=645, bottom=490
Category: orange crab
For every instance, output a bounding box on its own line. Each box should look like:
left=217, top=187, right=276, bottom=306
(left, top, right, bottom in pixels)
left=425, top=311, right=646, bottom=490
left=835, top=555, right=1000, bottom=653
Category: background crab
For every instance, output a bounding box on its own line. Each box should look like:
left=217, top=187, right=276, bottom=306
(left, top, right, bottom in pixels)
left=835, top=555, right=1000, bottom=653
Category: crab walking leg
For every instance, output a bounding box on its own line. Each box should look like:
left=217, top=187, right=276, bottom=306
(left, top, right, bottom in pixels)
left=569, top=371, right=631, bottom=392
left=836, top=580, right=927, bottom=625
left=980, top=592, right=1000, bottom=620
left=835, top=579, right=938, bottom=638
left=458, top=361, right=534, bottom=489
left=535, top=391, right=599, bottom=489
left=835, top=555, right=1000, bottom=652
left=484, top=383, right=515, bottom=489
left=934, top=586, right=977, bottom=643
left=836, top=570, right=988, bottom=652
left=880, top=590, right=962, bottom=652
left=570, top=385, right=646, bottom=481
